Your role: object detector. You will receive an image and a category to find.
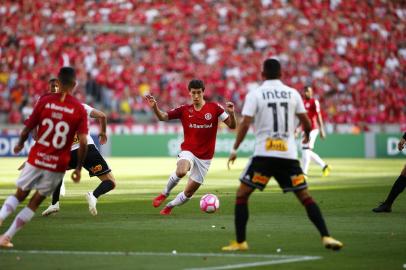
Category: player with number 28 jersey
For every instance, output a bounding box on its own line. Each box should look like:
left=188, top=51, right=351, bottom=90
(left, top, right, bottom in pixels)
left=25, top=93, right=88, bottom=172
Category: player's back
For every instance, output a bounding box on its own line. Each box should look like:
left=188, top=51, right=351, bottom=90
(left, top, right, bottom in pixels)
left=244, top=79, right=306, bottom=160
left=25, top=93, right=88, bottom=172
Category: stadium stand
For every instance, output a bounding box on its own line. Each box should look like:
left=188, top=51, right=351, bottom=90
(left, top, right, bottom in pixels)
left=0, top=0, right=404, bottom=129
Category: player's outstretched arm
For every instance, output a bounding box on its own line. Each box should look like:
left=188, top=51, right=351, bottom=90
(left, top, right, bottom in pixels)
left=297, top=113, right=311, bottom=144
left=223, top=102, right=237, bottom=129
left=228, top=116, right=252, bottom=170
left=71, top=133, right=88, bottom=183
left=90, top=109, right=108, bottom=145
left=144, top=94, right=168, bottom=121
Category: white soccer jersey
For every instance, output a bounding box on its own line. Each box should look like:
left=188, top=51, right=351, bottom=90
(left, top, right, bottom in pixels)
left=242, top=80, right=306, bottom=160
left=71, top=103, right=95, bottom=151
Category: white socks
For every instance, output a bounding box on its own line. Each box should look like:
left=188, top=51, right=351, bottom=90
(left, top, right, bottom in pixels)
left=302, top=149, right=311, bottom=174
left=5, top=207, right=35, bottom=239
left=302, top=149, right=326, bottom=174
left=309, top=151, right=326, bottom=168
left=0, top=196, right=19, bottom=221
left=167, top=191, right=190, bottom=208
left=163, top=172, right=181, bottom=196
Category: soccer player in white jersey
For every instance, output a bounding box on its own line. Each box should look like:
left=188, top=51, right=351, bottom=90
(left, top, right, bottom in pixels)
left=222, top=59, right=343, bottom=251
left=145, top=79, right=236, bottom=215
left=41, top=80, right=115, bottom=216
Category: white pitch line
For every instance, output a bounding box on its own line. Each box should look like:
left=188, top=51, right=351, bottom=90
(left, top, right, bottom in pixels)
left=184, top=256, right=322, bottom=270
left=0, top=249, right=320, bottom=260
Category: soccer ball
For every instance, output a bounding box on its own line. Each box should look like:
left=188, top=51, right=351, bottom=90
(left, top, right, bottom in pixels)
left=200, top=194, right=220, bottom=213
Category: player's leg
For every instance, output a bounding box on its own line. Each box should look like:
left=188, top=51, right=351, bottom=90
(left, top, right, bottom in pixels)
left=222, top=183, right=254, bottom=251
left=82, top=145, right=114, bottom=216
left=160, top=154, right=209, bottom=215
left=42, top=180, right=63, bottom=216
left=373, top=164, right=406, bottom=213
left=42, top=150, right=77, bottom=216
left=223, top=157, right=266, bottom=251
left=161, top=179, right=201, bottom=215
left=85, top=171, right=116, bottom=216
left=153, top=153, right=192, bottom=208
left=294, top=188, right=343, bottom=250
left=0, top=191, right=46, bottom=248
left=0, top=188, right=30, bottom=226
left=1, top=163, right=40, bottom=225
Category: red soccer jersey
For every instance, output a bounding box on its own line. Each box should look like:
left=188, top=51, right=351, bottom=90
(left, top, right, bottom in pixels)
left=167, top=102, right=229, bottom=159
left=304, top=98, right=321, bottom=130
left=24, top=93, right=88, bottom=172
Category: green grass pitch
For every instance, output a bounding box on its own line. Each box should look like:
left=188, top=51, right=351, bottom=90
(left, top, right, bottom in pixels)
left=0, top=157, right=405, bottom=270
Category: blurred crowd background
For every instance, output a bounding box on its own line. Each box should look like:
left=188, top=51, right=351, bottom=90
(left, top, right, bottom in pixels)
left=0, top=0, right=405, bottom=132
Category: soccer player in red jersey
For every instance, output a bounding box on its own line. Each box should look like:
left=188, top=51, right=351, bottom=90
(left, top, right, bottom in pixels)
left=145, top=79, right=236, bottom=215
left=0, top=67, right=88, bottom=248
left=301, top=86, right=331, bottom=177
left=372, top=132, right=406, bottom=213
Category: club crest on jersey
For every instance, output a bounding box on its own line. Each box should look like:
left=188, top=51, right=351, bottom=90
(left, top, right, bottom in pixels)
left=205, top=113, right=212, bottom=120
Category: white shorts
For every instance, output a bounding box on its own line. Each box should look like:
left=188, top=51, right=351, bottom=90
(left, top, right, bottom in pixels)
left=177, top=151, right=211, bottom=184
left=16, top=162, right=65, bottom=196
left=302, top=129, right=319, bottom=149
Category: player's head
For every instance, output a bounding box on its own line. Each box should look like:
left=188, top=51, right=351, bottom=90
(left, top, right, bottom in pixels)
left=262, top=58, right=281, bottom=80
left=57, top=67, right=76, bottom=92
left=188, top=79, right=205, bottom=105
left=48, top=77, right=59, bottom=93
left=304, top=85, right=313, bottom=99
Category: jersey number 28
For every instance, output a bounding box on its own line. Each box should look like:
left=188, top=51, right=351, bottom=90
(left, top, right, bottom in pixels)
left=37, top=118, right=70, bottom=149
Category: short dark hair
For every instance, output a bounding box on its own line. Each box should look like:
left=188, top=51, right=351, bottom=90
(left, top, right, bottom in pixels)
left=304, top=85, right=312, bottom=92
left=58, top=67, right=76, bottom=87
left=188, top=79, right=205, bottom=91
left=262, top=58, right=281, bottom=79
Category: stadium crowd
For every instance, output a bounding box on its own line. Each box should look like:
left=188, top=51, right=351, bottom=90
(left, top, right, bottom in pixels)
left=0, top=0, right=405, bottom=129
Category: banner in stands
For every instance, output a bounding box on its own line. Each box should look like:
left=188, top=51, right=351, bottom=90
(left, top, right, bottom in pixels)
left=0, top=135, right=100, bottom=157
left=0, top=135, right=35, bottom=157
left=111, top=134, right=366, bottom=158
left=376, top=134, right=406, bottom=158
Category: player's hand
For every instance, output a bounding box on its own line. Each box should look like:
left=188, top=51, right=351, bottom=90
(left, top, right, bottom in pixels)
left=225, top=102, right=235, bottom=114
left=227, top=151, right=237, bottom=170
left=18, top=161, right=26, bottom=171
left=13, top=143, right=24, bottom=154
left=71, top=168, right=81, bottom=183
left=99, top=132, right=107, bottom=145
left=144, top=94, right=157, bottom=108
left=398, top=138, right=406, bottom=151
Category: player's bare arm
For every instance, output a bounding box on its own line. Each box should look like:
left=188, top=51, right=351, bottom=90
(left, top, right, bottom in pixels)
left=90, top=108, right=108, bottom=145
left=71, top=133, right=88, bottom=183
left=228, top=116, right=253, bottom=170
left=223, top=102, right=237, bottom=129
left=297, top=113, right=311, bottom=144
left=13, top=126, right=32, bottom=154
left=317, top=112, right=326, bottom=139
left=144, top=94, right=169, bottom=121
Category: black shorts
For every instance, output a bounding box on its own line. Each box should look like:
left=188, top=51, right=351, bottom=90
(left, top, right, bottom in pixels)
left=68, top=144, right=111, bottom=177
left=240, top=156, right=307, bottom=192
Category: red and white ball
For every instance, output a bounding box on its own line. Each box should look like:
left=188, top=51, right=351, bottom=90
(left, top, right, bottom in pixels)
left=200, top=194, right=220, bottom=213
